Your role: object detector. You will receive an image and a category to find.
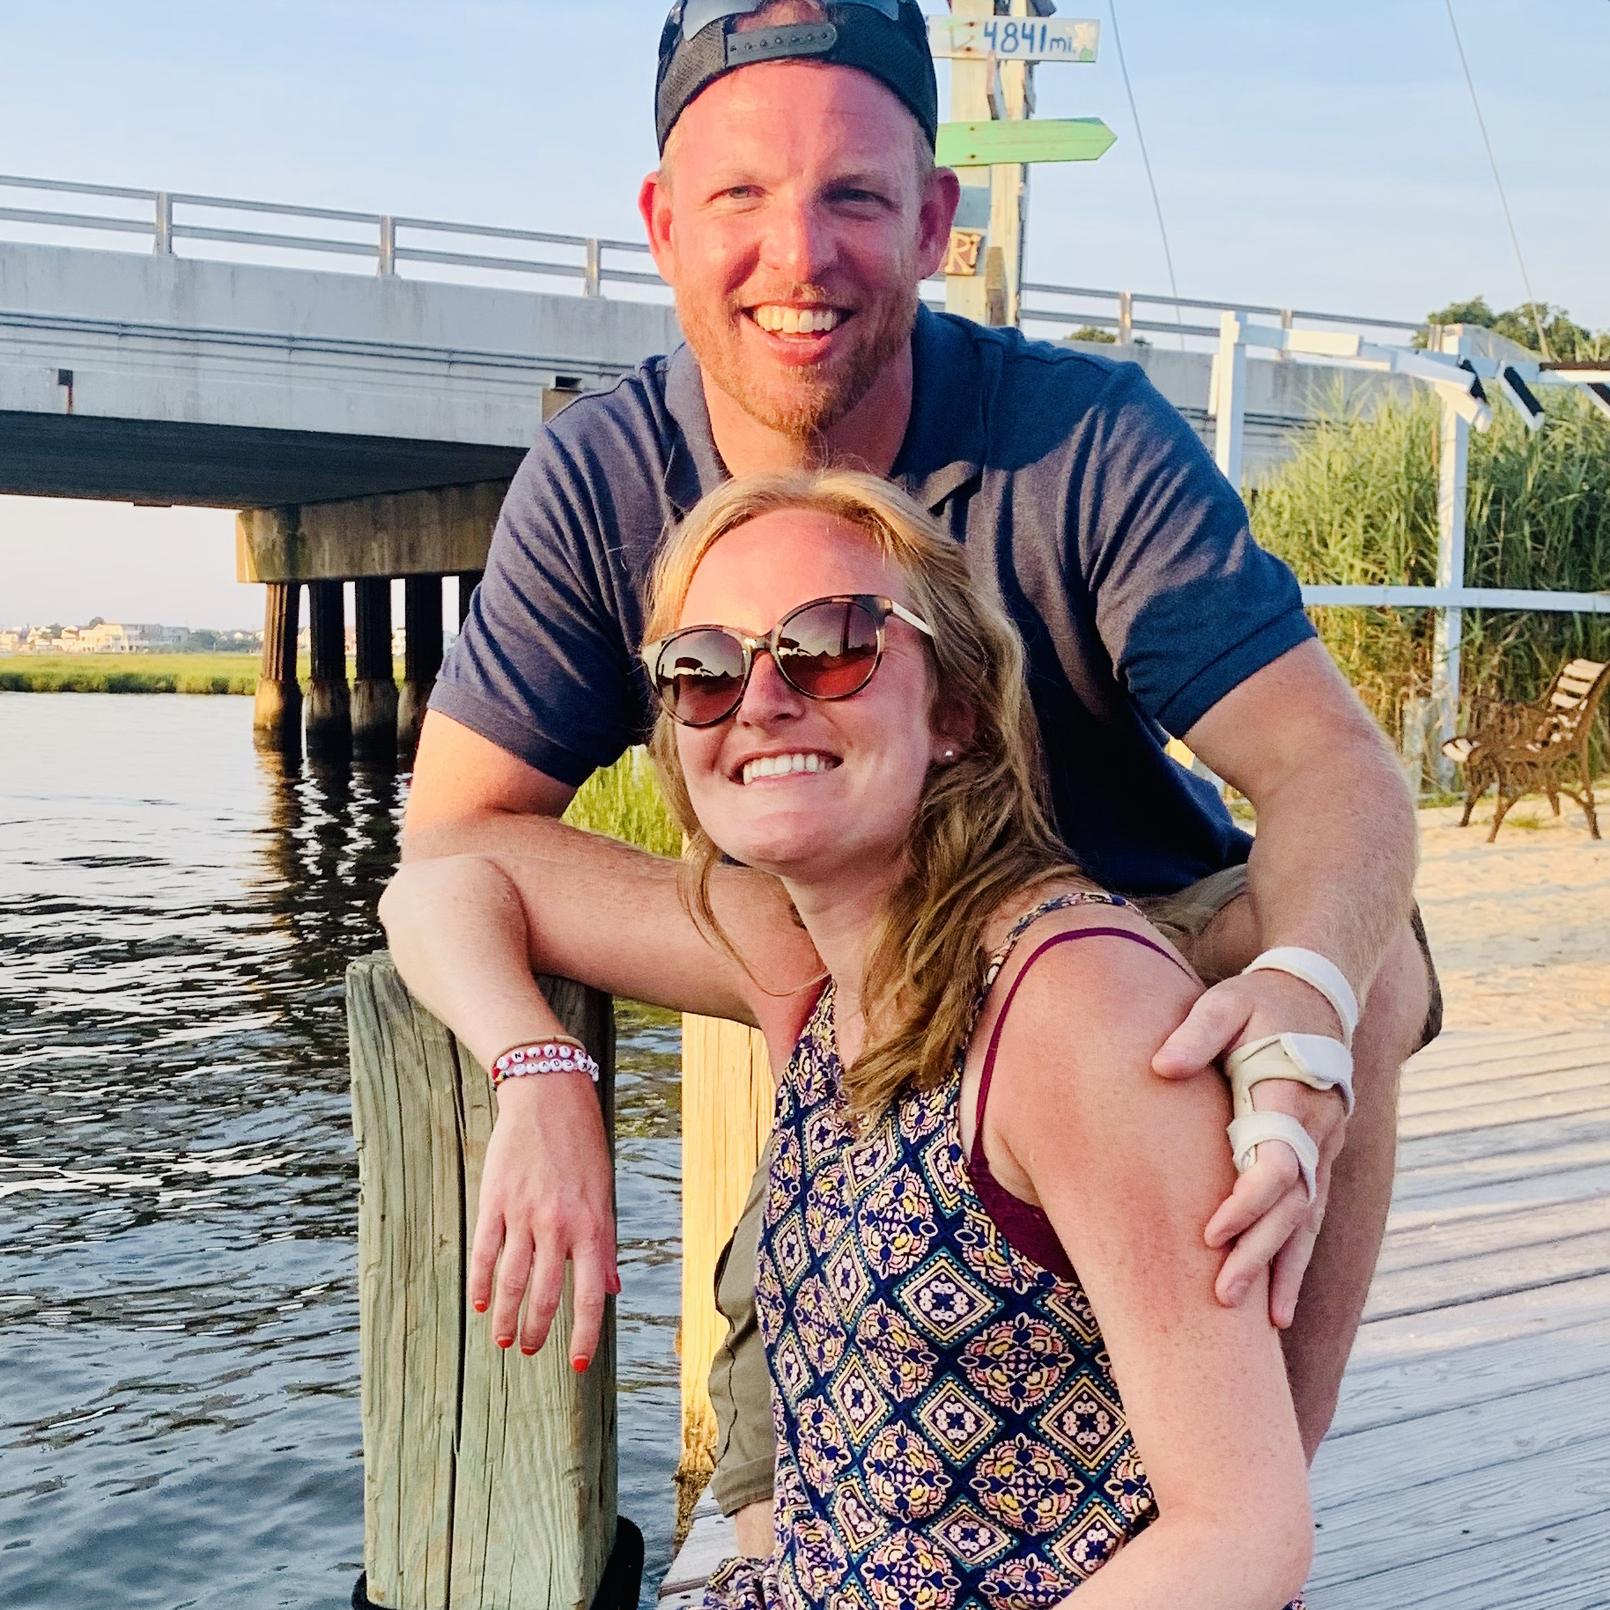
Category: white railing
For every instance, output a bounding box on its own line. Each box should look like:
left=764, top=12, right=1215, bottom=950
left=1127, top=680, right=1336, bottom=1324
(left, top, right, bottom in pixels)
left=0, top=174, right=1428, bottom=348
left=0, top=174, right=658, bottom=297
left=1017, top=282, right=1424, bottom=345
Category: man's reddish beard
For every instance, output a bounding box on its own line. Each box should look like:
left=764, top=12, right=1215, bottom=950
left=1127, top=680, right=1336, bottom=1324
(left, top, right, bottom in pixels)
left=677, top=276, right=921, bottom=442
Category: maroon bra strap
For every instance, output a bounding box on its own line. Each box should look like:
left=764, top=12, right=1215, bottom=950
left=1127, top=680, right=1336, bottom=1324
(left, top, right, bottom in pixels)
left=970, top=928, right=1192, bottom=1174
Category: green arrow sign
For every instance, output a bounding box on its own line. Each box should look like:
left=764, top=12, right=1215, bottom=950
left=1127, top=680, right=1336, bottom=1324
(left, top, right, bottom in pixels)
left=936, top=118, right=1116, bottom=169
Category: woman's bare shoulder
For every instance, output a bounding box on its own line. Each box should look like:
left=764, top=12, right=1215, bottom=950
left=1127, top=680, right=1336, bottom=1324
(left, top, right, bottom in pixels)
left=980, top=879, right=1202, bottom=1078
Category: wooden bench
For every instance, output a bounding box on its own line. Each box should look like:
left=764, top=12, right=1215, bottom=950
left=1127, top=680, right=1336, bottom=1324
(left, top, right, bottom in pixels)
left=1442, top=657, right=1609, bottom=841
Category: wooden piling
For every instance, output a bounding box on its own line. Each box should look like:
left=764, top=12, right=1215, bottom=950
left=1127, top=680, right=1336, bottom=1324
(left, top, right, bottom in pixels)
left=347, top=957, right=622, bottom=1610
left=457, top=570, right=483, bottom=631
left=253, top=580, right=302, bottom=753
left=398, top=575, right=445, bottom=760
left=353, top=577, right=399, bottom=761
left=306, top=578, right=353, bottom=758
left=675, top=1016, right=773, bottom=1512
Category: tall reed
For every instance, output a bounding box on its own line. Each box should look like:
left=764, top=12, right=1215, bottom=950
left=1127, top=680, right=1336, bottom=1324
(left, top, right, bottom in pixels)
left=562, top=748, right=681, bottom=857
left=1253, top=388, right=1610, bottom=771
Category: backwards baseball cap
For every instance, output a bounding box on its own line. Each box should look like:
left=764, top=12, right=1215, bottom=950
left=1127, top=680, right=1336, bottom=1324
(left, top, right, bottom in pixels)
left=655, top=0, right=939, bottom=153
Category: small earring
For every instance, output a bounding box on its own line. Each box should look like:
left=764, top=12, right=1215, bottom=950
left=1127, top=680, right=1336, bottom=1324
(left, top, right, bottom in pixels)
left=942, top=747, right=957, bottom=762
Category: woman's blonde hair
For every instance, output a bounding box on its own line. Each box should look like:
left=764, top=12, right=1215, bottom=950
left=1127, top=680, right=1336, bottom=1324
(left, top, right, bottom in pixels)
left=645, top=471, right=1075, bottom=1120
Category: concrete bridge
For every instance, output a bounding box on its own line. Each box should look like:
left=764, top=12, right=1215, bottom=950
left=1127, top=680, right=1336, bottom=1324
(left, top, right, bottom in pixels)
left=0, top=174, right=1425, bottom=758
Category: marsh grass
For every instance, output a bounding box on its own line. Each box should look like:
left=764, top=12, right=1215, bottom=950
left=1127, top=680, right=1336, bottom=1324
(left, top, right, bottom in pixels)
left=563, top=749, right=682, bottom=858
left=1253, top=388, right=1610, bottom=774
left=0, top=653, right=262, bottom=694
left=0, top=653, right=412, bottom=695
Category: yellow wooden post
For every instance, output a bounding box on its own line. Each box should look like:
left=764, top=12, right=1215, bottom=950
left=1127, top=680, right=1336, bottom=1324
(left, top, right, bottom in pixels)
left=348, top=956, right=631, bottom=1610
left=675, top=1014, right=773, bottom=1510
left=945, top=0, right=998, bottom=324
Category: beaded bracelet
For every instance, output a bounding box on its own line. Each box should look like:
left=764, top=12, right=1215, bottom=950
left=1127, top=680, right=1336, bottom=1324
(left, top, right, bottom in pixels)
left=491, top=1037, right=600, bottom=1088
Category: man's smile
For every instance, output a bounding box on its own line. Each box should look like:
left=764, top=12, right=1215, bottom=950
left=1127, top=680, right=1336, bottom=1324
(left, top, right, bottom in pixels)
left=747, top=304, right=847, bottom=336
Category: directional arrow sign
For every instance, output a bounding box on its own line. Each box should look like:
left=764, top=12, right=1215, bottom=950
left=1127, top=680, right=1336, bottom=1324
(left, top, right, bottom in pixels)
left=929, top=16, right=1100, bottom=62
left=936, top=118, right=1116, bottom=169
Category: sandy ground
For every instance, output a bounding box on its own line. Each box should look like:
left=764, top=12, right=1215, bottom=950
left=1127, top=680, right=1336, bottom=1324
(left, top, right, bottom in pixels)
left=1414, top=793, right=1609, bottom=1032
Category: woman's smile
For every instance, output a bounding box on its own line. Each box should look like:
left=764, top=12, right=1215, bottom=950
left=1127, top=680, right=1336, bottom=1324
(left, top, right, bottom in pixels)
left=732, top=749, right=843, bottom=786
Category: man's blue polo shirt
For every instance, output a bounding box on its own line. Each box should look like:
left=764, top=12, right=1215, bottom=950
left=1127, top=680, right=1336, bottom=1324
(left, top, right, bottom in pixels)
left=430, top=306, right=1315, bottom=896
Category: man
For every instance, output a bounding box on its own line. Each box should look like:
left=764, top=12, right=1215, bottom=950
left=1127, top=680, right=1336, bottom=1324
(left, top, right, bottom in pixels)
left=404, top=0, right=1437, bottom=1556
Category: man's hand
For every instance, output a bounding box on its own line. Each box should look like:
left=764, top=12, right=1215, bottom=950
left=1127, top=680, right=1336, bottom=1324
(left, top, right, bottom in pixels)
left=469, top=1075, right=620, bottom=1368
left=1152, top=969, right=1350, bottom=1329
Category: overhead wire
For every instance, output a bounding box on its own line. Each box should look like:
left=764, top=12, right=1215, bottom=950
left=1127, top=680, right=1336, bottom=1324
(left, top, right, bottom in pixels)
left=1104, top=0, right=1186, bottom=349
left=1442, top=0, right=1552, bottom=358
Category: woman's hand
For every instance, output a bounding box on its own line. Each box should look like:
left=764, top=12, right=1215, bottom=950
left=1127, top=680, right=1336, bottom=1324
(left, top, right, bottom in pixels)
left=468, top=1074, right=621, bottom=1369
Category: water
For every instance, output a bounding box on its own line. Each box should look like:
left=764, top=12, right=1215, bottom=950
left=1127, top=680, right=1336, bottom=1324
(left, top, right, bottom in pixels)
left=0, top=693, right=685, bottom=1608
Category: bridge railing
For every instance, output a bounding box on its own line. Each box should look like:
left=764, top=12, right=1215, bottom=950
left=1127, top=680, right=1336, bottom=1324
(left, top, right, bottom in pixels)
left=0, top=173, right=657, bottom=296
left=0, top=173, right=1428, bottom=348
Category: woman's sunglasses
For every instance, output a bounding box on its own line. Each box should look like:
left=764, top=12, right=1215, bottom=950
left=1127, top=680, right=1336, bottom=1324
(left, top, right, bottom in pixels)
left=643, top=593, right=935, bottom=729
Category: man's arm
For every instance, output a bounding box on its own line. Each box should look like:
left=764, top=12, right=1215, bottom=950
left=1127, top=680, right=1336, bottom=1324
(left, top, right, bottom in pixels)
left=1184, top=638, right=1417, bottom=997
left=1154, top=638, right=1418, bottom=1323
left=400, top=710, right=822, bottom=1028
left=402, top=708, right=579, bottom=860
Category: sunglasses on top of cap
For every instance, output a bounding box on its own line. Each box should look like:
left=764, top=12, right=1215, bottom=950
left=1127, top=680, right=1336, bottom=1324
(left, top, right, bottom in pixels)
left=643, top=593, right=935, bottom=729
left=678, top=0, right=904, bottom=40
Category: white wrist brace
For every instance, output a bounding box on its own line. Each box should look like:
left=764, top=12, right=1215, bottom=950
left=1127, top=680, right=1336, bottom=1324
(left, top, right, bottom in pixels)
left=1243, top=946, right=1360, bottom=1047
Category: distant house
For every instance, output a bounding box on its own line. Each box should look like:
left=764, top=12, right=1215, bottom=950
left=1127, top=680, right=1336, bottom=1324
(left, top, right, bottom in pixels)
left=78, top=622, right=190, bottom=653
left=391, top=626, right=457, bottom=659
left=0, top=628, right=23, bottom=653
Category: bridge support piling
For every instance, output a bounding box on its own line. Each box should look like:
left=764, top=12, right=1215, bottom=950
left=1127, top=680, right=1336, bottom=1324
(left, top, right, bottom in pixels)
left=352, top=578, right=398, bottom=762
left=306, top=579, right=353, bottom=759
left=253, top=582, right=303, bottom=754
left=456, top=570, right=482, bottom=631
left=398, top=576, right=444, bottom=761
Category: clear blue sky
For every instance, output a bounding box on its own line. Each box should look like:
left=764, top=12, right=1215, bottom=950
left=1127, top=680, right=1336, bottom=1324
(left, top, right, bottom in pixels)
left=2, top=0, right=1606, bottom=631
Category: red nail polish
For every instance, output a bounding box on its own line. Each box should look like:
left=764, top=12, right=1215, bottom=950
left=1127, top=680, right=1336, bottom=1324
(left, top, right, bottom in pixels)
left=496, top=1336, right=513, bottom=1349
left=521, top=1346, right=538, bottom=1357
left=572, top=1355, right=588, bottom=1373
left=472, top=1299, right=488, bottom=1313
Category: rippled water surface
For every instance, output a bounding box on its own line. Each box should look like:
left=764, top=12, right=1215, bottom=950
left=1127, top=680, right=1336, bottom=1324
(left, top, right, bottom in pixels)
left=0, top=693, right=685, bottom=1608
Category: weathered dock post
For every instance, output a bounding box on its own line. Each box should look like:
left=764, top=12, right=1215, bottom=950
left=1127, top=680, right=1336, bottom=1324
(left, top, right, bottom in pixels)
left=347, top=957, right=641, bottom=1610
left=253, top=580, right=302, bottom=753
left=398, top=575, right=444, bottom=761
left=353, top=577, right=399, bottom=761
left=306, top=579, right=353, bottom=758
left=676, top=1016, right=773, bottom=1517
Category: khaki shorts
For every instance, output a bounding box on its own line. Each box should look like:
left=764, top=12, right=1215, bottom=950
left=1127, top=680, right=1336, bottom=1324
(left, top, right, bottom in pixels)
left=706, top=863, right=1443, bottom=1514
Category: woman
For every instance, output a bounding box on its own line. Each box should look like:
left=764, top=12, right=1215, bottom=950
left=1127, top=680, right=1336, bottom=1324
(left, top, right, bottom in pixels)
left=380, top=472, right=1313, bottom=1609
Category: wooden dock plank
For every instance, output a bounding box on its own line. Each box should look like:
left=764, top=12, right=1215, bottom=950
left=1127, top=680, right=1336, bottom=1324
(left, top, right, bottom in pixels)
left=1333, top=1321, right=1610, bottom=1438
left=1316, top=1372, right=1610, bottom=1508
left=1397, top=1107, right=1610, bottom=1171
left=1320, top=1506, right=1610, bottom=1609
left=1313, top=1409, right=1610, bottom=1592
left=659, top=1028, right=1610, bottom=1606
left=1374, top=1192, right=1610, bottom=1274
left=1402, top=1032, right=1609, bottom=1087
left=1390, top=1138, right=1610, bottom=1206
left=1392, top=1157, right=1610, bottom=1215
left=1401, top=1080, right=1610, bottom=1139
left=1402, top=1057, right=1610, bottom=1115
left=1363, top=1229, right=1610, bottom=1322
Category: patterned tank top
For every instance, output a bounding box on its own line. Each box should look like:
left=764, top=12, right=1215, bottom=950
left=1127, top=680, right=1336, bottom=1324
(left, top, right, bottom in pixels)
left=704, top=892, right=1306, bottom=1610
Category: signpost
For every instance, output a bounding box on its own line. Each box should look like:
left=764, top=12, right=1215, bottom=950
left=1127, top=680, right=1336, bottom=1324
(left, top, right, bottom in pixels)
left=939, top=2, right=1109, bottom=325
left=936, top=117, right=1116, bottom=169
left=930, top=15, right=1100, bottom=62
